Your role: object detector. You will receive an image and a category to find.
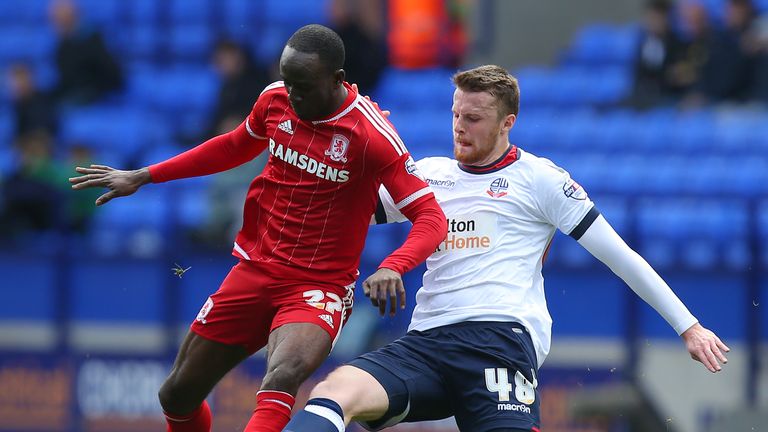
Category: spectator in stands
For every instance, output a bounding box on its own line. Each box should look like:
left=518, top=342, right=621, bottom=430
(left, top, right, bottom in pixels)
left=678, top=0, right=754, bottom=106
left=628, top=0, right=687, bottom=108
left=329, top=0, right=388, bottom=95
left=49, top=0, right=123, bottom=105
left=0, top=131, right=65, bottom=237
left=6, top=63, right=57, bottom=138
left=743, top=5, right=768, bottom=104
left=206, top=40, right=270, bottom=139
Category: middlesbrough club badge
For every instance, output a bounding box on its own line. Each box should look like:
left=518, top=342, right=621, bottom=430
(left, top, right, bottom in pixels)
left=325, top=134, right=350, bottom=163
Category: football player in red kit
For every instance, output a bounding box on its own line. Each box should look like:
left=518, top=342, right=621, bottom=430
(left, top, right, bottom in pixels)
left=69, top=24, right=447, bottom=432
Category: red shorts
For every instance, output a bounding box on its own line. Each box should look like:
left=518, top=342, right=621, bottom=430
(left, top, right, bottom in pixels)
left=190, top=260, right=354, bottom=354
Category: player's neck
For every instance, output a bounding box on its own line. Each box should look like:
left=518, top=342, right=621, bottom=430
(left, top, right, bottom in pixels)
left=328, top=85, right=349, bottom=116
left=469, top=142, right=510, bottom=167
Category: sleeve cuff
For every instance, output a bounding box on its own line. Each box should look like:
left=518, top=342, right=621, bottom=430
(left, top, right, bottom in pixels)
left=569, top=206, right=600, bottom=240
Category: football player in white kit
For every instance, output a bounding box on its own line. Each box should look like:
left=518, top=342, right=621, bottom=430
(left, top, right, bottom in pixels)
left=282, top=65, right=729, bottom=432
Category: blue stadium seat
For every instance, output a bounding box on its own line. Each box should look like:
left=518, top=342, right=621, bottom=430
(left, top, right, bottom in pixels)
left=128, top=66, right=219, bottom=118
left=373, top=68, right=455, bottom=111
left=69, top=260, right=166, bottom=322
left=0, top=28, right=56, bottom=63
left=76, top=0, right=123, bottom=27
left=262, top=0, right=330, bottom=26
left=169, top=0, right=213, bottom=25
left=588, top=109, right=639, bottom=152
left=547, top=109, right=600, bottom=150
left=114, top=26, right=161, bottom=61
left=592, top=196, right=629, bottom=235
left=563, top=23, right=640, bottom=67
left=388, top=109, right=452, bottom=160
left=126, top=0, right=160, bottom=25
left=221, top=0, right=261, bottom=42
left=0, top=0, right=48, bottom=25
left=515, top=67, right=555, bottom=109
left=168, top=25, right=215, bottom=62
left=637, top=198, right=748, bottom=242
left=173, top=185, right=212, bottom=228
left=580, top=66, right=632, bottom=105
left=668, top=110, right=716, bottom=153
left=60, top=105, right=171, bottom=156
left=253, top=25, right=294, bottom=65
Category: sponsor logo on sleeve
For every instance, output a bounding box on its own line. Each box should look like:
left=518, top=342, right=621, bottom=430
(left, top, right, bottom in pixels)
left=405, top=156, right=425, bottom=181
left=563, top=179, right=587, bottom=200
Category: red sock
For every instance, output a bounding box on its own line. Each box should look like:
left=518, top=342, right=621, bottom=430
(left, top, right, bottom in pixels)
left=243, top=390, right=296, bottom=432
left=164, top=400, right=212, bottom=432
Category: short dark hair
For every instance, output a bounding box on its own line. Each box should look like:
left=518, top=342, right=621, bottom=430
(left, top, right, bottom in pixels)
left=452, top=65, right=520, bottom=117
left=286, top=24, right=345, bottom=72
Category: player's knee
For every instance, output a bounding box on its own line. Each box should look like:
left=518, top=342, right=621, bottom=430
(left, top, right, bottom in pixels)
left=263, top=356, right=317, bottom=390
left=309, top=367, right=368, bottom=415
left=158, top=374, right=201, bottom=415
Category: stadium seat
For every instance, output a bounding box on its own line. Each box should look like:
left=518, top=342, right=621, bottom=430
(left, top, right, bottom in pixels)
left=563, top=23, right=640, bottom=67
left=0, top=0, right=48, bottom=25
left=128, top=66, right=219, bottom=115
left=637, top=198, right=748, bottom=243
left=388, top=109, right=452, bottom=160
left=374, top=67, right=455, bottom=111
left=113, top=26, right=161, bottom=61
left=221, top=0, right=257, bottom=42
left=262, top=0, right=330, bottom=26
left=126, top=0, right=160, bottom=25
left=0, top=28, right=56, bottom=64
left=169, top=0, right=213, bottom=25
left=76, top=0, right=123, bottom=28
left=167, top=25, right=215, bottom=62
left=59, top=105, right=171, bottom=157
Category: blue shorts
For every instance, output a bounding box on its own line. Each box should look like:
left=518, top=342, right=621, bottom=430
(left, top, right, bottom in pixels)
left=348, top=321, right=540, bottom=432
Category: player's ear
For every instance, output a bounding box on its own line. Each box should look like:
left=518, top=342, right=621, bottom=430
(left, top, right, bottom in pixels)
left=334, top=69, right=345, bottom=86
left=501, top=113, right=516, bottom=134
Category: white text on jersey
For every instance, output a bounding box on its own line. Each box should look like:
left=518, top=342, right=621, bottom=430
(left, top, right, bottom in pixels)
left=269, top=139, right=350, bottom=183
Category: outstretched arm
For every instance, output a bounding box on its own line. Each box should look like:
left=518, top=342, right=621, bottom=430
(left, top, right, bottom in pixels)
left=69, top=121, right=267, bottom=205
left=577, top=215, right=730, bottom=372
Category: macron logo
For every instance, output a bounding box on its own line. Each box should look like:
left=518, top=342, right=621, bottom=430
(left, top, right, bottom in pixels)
left=278, top=120, right=294, bottom=135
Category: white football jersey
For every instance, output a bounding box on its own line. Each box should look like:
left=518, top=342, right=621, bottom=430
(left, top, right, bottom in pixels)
left=377, top=147, right=598, bottom=367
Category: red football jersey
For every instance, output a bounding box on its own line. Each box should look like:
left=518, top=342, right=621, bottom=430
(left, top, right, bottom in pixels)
left=233, top=81, right=431, bottom=284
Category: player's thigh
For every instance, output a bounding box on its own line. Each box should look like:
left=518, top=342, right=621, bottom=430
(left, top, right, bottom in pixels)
left=348, top=334, right=452, bottom=430
left=437, top=322, right=540, bottom=432
left=309, top=365, right=390, bottom=423
left=190, top=260, right=277, bottom=354
left=270, top=280, right=354, bottom=350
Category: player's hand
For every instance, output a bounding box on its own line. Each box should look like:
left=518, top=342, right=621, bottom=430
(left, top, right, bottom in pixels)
left=350, top=83, right=390, bottom=117
left=69, top=165, right=151, bottom=206
left=362, top=268, right=405, bottom=317
left=681, top=322, right=730, bottom=373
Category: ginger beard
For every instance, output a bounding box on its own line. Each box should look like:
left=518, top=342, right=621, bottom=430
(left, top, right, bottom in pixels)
left=451, top=89, right=514, bottom=166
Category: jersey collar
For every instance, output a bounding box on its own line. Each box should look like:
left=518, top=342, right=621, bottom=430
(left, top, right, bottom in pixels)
left=458, top=145, right=520, bottom=174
